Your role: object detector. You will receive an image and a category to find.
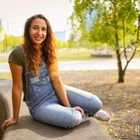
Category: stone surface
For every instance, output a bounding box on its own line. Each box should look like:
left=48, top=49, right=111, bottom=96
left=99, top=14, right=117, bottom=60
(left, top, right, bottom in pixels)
left=0, top=79, right=113, bottom=140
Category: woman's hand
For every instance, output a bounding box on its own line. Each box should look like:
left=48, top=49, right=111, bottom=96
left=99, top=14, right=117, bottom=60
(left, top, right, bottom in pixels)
left=1, top=118, right=17, bottom=129
left=73, top=106, right=84, bottom=117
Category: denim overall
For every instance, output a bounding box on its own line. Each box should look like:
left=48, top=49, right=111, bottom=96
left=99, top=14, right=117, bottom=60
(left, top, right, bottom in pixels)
left=25, top=62, right=102, bottom=128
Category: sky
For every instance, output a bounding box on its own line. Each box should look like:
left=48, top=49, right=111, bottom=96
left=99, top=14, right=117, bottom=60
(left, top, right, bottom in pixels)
left=0, top=0, right=74, bottom=36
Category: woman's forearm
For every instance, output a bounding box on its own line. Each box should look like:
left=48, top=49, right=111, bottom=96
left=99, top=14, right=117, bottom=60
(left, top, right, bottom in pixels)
left=54, top=82, right=70, bottom=107
left=52, top=75, right=70, bottom=107
left=12, top=87, right=22, bottom=121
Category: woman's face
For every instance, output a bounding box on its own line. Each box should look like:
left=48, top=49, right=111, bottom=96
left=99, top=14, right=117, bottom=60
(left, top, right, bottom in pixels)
left=29, top=18, right=47, bottom=47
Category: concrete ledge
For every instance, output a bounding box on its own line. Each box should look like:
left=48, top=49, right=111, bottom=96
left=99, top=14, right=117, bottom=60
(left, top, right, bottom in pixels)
left=0, top=79, right=12, bottom=125
left=0, top=79, right=113, bottom=140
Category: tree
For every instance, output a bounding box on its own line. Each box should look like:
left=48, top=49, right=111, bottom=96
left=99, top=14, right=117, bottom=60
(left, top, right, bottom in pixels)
left=0, top=26, right=5, bottom=52
left=70, top=0, right=140, bottom=82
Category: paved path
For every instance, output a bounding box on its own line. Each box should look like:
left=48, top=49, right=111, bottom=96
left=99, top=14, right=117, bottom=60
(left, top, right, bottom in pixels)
left=59, top=59, right=140, bottom=71
left=0, top=59, right=140, bottom=72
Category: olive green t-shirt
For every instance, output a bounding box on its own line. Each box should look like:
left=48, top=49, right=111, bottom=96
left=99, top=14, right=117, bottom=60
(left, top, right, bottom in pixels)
left=8, top=45, right=27, bottom=101
left=8, top=45, right=26, bottom=71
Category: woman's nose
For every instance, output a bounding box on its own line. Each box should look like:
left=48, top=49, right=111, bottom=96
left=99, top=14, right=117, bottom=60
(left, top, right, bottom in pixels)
left=37, top=29, right=42, bottom=35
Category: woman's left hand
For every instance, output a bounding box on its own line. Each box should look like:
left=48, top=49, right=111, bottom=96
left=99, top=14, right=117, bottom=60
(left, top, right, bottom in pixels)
left=73, top=106, right=84, bottom=117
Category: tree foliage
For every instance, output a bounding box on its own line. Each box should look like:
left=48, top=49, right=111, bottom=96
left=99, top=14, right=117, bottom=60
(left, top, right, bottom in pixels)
left=0, top=35, right=23, bottom=53
left=70, top=0, right=140, bottom=82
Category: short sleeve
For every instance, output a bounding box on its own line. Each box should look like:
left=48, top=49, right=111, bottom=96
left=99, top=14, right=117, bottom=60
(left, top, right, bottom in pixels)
left=8, top=46, right=25, bottom=68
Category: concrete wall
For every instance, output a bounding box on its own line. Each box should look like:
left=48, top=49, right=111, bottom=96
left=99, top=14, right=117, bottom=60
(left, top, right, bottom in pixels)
left=0, top=80, right=12, bottom=124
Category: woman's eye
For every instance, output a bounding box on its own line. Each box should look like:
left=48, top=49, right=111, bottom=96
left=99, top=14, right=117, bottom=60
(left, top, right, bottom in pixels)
left=32, top=26, right=38, bottom=30
left=42, top=28, right=47, bottom=31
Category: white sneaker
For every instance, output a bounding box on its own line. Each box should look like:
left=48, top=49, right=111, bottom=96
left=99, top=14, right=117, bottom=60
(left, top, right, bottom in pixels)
left=94, top=109, right=110, bottom=121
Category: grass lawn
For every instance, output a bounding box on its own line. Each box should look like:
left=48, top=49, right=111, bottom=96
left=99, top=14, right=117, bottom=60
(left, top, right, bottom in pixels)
left=57, top=48, right=94, bottom=61
left=0, top=48, right=113, bottom=62
left=57, top=48, right=113, bottom=61
left=0, top=72, right=11, bottom=79
left=0, top=58, right=8, bottom=63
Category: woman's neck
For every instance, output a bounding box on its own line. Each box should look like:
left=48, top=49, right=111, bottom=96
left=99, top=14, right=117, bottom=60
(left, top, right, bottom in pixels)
left=34, top=44, right=41, bottom=50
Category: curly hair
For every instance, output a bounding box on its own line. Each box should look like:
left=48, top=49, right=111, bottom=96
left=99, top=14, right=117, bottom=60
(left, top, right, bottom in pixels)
left=23, top=14, right=58, bottom=78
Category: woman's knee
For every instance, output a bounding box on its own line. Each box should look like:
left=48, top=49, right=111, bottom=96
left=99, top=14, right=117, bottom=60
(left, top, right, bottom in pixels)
left=94, top=95, right=102, bottom=109
left=89, top=95, right=102, bottom=114
left=63, top=109, right=83, bottom=129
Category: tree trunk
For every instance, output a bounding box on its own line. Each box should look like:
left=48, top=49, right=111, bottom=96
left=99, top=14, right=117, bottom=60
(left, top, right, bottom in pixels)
left=116, top=51, right=124, bottom=82
left=115, top=32, right=124, bottom=83
left=137, top=14, right=140, bottom=41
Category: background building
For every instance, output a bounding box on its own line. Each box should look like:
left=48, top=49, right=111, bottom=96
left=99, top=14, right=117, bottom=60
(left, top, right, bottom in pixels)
left=54, top=31, right=65, bottom=41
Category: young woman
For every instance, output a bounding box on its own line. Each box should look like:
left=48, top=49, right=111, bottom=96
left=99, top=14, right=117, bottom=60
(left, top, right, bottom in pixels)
left=2, top=14, right=110, bottom=129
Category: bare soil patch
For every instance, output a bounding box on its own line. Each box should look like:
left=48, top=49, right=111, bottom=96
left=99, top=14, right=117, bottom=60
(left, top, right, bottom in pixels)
left=60, top=70, right=140, bottom=140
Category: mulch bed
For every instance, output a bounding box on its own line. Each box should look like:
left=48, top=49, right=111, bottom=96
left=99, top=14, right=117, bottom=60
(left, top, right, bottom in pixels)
left=60, top=70, right=140, bottom=140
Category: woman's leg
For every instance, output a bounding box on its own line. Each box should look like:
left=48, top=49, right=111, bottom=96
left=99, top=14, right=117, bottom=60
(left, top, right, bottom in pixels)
left=65, top=85, right=102, bottom=116
left=33, top=102, right=89, bottom=129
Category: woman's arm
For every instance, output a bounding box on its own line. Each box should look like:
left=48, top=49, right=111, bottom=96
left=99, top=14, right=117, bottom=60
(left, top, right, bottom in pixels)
left=52, top=74, right=70, bottom=107
left=2, top=63, right=23, bottom=129
left=52, top=73, right=84, bottom=116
